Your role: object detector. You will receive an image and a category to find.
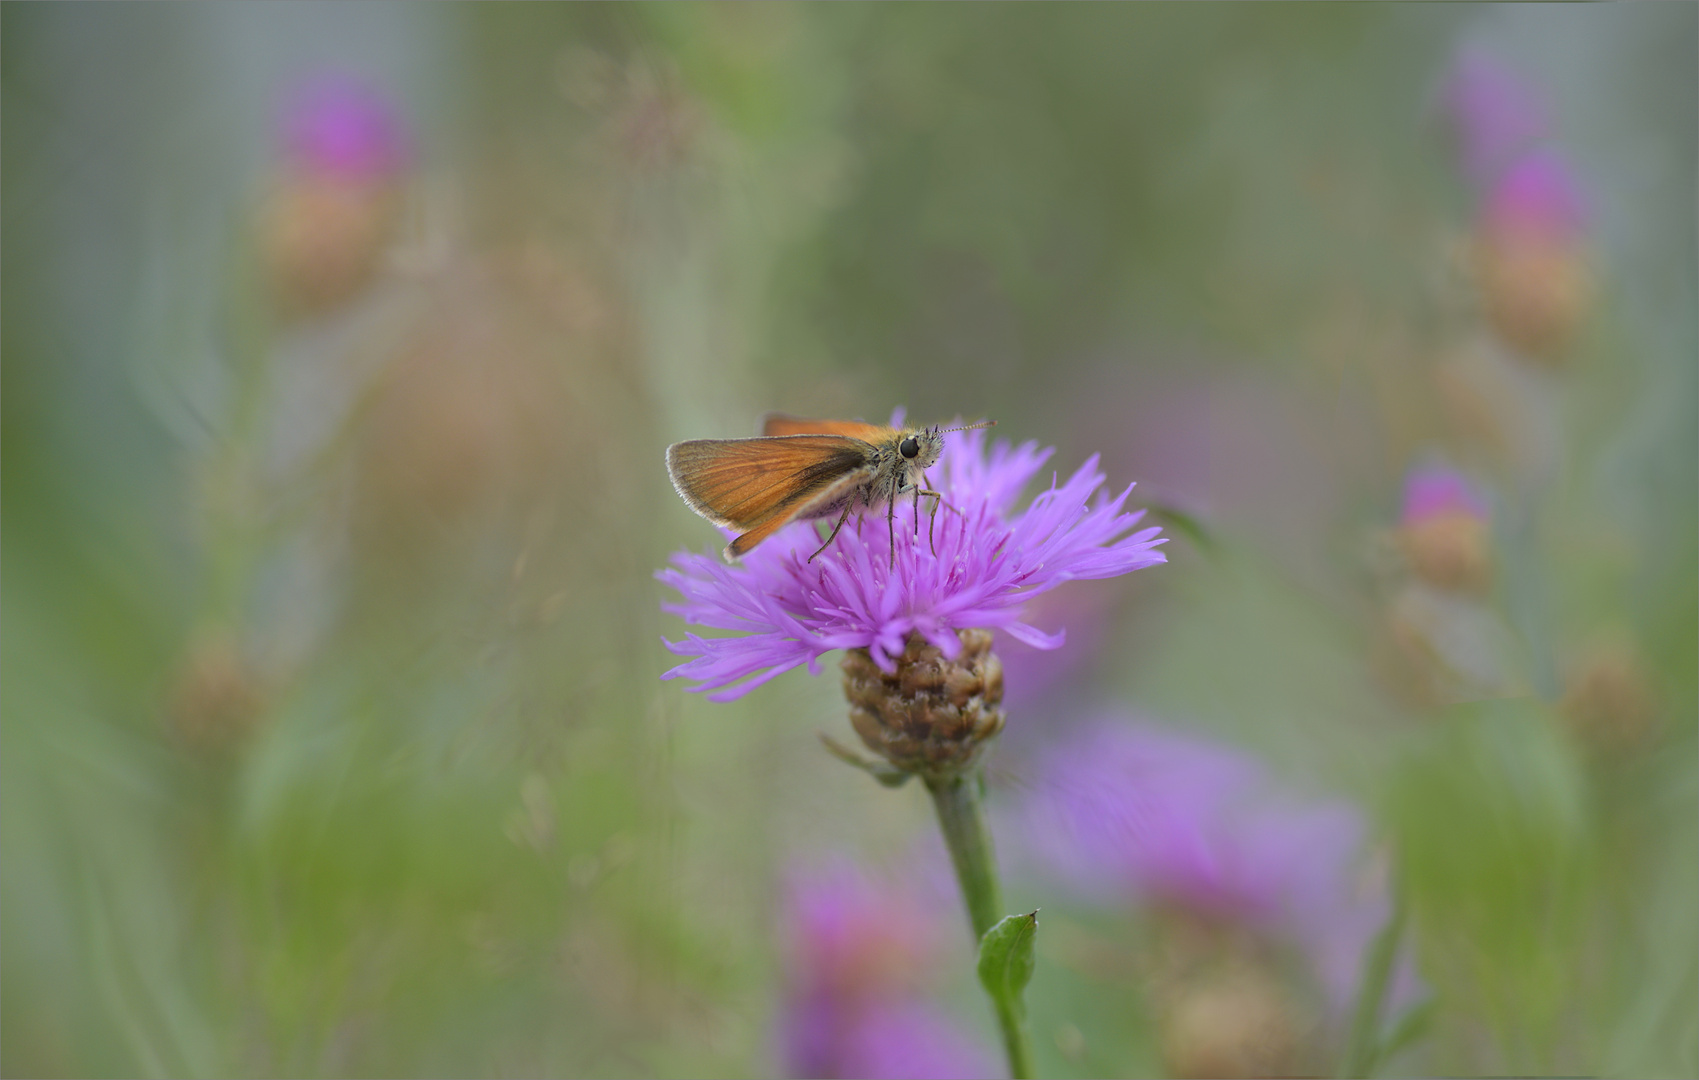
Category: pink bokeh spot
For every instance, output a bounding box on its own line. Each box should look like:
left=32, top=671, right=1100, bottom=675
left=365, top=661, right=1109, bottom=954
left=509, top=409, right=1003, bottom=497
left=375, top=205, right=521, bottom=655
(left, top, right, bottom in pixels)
left=1400, top=465, right=1489, bottom=526
left=1442, top=48, right=1549, bottom=189
left=1482, top=150, right=1590, bottom=240
left=280, top=71, right=412, bottom=182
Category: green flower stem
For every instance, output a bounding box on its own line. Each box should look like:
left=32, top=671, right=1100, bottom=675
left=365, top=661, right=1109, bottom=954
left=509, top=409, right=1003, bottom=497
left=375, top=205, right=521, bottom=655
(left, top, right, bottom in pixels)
left=926, top=771, right=1034, bottom=1080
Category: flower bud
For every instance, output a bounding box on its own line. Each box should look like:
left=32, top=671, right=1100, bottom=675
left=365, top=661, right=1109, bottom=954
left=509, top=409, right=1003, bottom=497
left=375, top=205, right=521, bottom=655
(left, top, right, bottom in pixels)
left=1399, top=511, right=1492, bottom=595
left=840, top=629, right=1005, bottom=780
left=1476, top=228, right=1593, bottom=362
left=260, top=175, right=399, bottom=316
left=1474, top=152, right=1593, bottom=362
left=1561, top=643, right=1659, bottom=755
left=260, top=73, right=411, bottom=317
left=1396, top=466, right=1492, bottom=594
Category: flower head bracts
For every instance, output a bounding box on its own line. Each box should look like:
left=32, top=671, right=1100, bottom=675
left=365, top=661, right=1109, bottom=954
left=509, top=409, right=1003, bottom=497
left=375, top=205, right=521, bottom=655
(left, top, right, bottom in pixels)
left=657, top=424, right=1166, bottom=701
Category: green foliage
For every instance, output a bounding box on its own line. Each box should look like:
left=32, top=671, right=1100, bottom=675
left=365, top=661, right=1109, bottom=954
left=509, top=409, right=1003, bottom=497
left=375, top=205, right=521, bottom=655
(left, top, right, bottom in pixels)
left=1387, top=699, right=1595, bottom=1071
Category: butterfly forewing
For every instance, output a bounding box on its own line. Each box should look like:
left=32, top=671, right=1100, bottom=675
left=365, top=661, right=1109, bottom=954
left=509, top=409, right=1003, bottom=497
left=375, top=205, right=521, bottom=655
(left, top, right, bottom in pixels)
left=723, top=469, right=867, bottom=559
left=666, top=435, right=873, bottom=530
left=761, top=414, right=896, bottom=441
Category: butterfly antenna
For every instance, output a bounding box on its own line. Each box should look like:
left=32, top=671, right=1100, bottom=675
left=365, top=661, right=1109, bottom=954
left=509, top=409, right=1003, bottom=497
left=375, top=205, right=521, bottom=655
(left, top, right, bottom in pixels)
left=938, top=418, right=996, bottom=435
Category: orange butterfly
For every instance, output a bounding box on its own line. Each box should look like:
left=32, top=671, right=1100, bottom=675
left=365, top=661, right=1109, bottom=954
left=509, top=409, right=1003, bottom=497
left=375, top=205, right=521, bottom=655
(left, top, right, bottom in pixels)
left=666, top=414, right=993, bottom=564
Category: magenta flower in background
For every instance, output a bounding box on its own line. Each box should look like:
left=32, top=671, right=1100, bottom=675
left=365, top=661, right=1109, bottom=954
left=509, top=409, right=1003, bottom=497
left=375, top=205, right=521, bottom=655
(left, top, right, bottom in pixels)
left=1473, top=146, right=1594, bottom=360
left=1400, top=464, right=1489, bottom=527
left=1441, top=46, right=1595, bottom=361
left=1442, top=48, right=1549, bottom=190
left=779, top=860, right=999, bottom=1080
left=280, top=71, right=412, bottom=182
left=784, top=859, right=938, bottom=996
left=658, top=418, right=1166, bottom=701
left=1481, top=149, right=1589, bottom=242
left=1017, top=719, right=1409, bottom=1014
left=1440, top=46, right=1592, bottom=241
left=263, top=71, right=414, bottom=315
left=994, top=584, right=1116, bottom=715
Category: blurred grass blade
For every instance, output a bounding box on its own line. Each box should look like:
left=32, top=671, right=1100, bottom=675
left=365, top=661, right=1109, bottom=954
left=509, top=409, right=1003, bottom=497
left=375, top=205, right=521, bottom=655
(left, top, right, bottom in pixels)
left=1374, top=996, right=1438, bottom=1071
left=1339, top=889, right=1407, bottom=1078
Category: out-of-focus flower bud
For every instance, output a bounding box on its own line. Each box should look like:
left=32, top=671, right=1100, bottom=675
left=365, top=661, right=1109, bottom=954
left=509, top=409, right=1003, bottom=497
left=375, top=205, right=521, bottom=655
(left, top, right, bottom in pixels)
left=841, top=629, right=1006, bottom=781
left=260, top=73, right=412, bottom=317
left=1561, top=642, right=1660, bottom=755
left=1396, top=466, right=1492, bottom=594
left=261, top=176, right=400, bottom=315
left=1157, top=961, right=1304, bottom=1080
left=1473, top=152, right=1594, bottom=363
left=1379, top=461, right=1520, bottom=705
left=166, top=632, right=267, bottom=754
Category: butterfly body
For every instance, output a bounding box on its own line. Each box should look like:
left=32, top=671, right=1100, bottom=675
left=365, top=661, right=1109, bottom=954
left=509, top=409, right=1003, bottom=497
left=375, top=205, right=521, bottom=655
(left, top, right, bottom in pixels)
left=666, top=414, right=982, bottom=564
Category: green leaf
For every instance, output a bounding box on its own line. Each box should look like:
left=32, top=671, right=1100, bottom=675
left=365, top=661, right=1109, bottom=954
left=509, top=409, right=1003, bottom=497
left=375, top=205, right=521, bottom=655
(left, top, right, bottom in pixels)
left=977, top=910, right=1039, bottom=1018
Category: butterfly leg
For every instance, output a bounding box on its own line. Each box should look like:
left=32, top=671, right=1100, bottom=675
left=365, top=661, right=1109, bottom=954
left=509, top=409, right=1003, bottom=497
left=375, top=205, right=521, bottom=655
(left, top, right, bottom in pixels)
left=913, top=487, right=947, bottom=556
left=886, top=495, right=898, bottom=569
left=808, top=499, right=858, bottom=563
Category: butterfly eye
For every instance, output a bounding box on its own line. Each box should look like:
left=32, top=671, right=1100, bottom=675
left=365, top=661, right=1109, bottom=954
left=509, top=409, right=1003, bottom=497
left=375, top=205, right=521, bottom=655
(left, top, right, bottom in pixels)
left=899, top=436, right=920, bottom=459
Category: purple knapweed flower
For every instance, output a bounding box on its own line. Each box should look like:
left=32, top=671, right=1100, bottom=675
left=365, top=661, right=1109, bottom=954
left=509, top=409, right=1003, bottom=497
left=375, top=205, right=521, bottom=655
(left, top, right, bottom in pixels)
left=1017, top=719, right=1412, bottom=1015
left=1474, top=148, right=1594, bottom=360
left=1441, top=48, right=1549, bottom=190
left=1481, top=149, right=1589, bottom=242
left=658, top=418, right=1166, bottom=702
left=1400, top=463, right=1489, bottom=527
left=280, top=71, right=412, bottom=183
left=1441, top=49, right=1594, bottom=361
left=263, top=73, right=412, bottom=315
left=779, top=859, right=1000, bottom=1080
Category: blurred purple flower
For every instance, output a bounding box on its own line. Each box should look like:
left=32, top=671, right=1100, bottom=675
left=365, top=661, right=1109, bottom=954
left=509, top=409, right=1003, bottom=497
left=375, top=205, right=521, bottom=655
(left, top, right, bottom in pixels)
left=1441, top=48, right=1595, bottom=361
left=280, top=71, right=411, bottom=182
left=1018, top=720, right=1408, bottom=1013
left=1400, top=464, right=1488, bottom=527
left=658, top=417, right=1165, bottom=702
left=1474, top=149, right=1595, bottom=360
left=784, top=859, right=939, bottom=995
left=779, top=860, right=999, bottom=1080
left=1442, top=48, right=1549, bottom=189
left=1481, top=149, right=1589, bottom=240
left=783, top=997, right=999, bottom=1080
left=995, top=584, right=1115, bottom=715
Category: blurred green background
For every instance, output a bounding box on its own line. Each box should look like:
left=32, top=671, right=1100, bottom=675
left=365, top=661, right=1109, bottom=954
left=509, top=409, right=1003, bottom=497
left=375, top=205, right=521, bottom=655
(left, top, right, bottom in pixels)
left=3, top=3, right=1694, bottom=1077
